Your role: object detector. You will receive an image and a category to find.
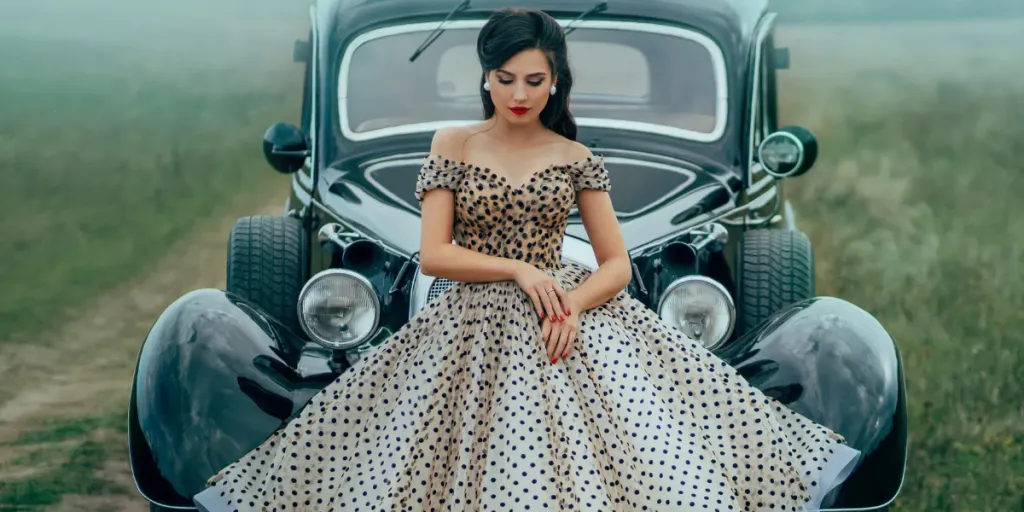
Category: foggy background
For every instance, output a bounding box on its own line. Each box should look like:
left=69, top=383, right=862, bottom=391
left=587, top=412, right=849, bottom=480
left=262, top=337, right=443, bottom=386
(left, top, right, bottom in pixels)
left=0, top=0, right=1021, bottom=510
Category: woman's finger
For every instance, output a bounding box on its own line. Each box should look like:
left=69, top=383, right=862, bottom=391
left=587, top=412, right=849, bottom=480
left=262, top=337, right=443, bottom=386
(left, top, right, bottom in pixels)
left=546, top=285, right=565, bottom=321
left=536, top=283, right=558, bottom=321
left=546, top=322, right=562, bottom=361
left=553, top=286, right=571, bottom=315
left=561, top=327, right=576, bottom=360
left=526, top=288, right=545, bottom=318
left=555, top=325, right=573, bottom=361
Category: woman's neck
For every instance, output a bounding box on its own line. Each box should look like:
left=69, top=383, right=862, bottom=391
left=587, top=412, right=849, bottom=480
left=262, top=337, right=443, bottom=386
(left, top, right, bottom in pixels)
left=486, top=116, right=548, bottom=146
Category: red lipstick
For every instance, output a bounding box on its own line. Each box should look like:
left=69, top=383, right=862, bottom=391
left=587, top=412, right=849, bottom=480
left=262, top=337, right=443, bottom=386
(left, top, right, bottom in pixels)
left=509, top=106, right=530, bottom=116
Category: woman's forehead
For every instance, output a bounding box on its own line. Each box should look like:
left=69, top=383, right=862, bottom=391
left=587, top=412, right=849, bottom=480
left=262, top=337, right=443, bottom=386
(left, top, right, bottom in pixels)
left=496, top=49, right=550, bottom=74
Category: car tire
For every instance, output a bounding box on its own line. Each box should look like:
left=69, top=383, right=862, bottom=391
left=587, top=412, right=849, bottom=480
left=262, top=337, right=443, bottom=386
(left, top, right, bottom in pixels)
left=735, top=228, right=815, bottom=336
left=226, top=215, right=309, bottom=336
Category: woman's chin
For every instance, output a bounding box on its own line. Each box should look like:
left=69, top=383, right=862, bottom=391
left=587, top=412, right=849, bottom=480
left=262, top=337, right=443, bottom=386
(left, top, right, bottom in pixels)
left=501, top=112, right=539, bottom=125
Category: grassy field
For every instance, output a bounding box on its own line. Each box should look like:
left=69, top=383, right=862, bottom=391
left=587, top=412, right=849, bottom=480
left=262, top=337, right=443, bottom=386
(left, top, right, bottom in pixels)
left=0, top=6, right=1021, bottom=512
left=776, top=19, right=1024, bottom=512
left=0, top=0, right=303, bottom=344
left=0, top=1, right=306, bottom=508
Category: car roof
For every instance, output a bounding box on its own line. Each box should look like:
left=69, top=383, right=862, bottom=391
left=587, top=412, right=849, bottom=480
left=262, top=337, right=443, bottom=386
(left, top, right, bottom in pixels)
left=317, top=0, right=770, bottom=44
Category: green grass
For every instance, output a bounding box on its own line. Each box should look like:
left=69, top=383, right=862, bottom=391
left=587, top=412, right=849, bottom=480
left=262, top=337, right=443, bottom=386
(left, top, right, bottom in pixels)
left=0, top=9, right=304, bottom=343
left=776, top=20, right=1024, bottom=512
left=0, top=412, right=128, bottom=508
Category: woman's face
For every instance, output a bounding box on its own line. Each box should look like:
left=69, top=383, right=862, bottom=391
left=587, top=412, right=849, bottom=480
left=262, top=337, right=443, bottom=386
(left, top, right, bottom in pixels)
left=486, top=48, right=555, bottom=126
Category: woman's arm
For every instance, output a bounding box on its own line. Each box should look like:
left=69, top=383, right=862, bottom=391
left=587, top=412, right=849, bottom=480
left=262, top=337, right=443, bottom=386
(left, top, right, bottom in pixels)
left=418, top=127, right=527, bottom=283
left=565, top=146, right=632, bottom=312
left=419, top=189, right=526, bottom=282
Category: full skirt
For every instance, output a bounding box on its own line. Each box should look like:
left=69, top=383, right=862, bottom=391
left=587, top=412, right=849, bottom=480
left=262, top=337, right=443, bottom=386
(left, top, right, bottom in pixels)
left=194, top=262, right=860, bottom=512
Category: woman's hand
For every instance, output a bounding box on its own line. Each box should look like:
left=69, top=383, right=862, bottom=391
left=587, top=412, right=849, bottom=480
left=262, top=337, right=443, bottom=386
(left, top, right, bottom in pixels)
left=542, top=293, right=579, bottom=363
left=513, top=262, right=570, bottom=321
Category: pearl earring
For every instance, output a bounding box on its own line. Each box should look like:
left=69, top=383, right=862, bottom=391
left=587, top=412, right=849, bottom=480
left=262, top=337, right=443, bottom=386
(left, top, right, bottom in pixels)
left=483, top=81, right=491, bottom=92
left=550, top=85, right=557, bottom=96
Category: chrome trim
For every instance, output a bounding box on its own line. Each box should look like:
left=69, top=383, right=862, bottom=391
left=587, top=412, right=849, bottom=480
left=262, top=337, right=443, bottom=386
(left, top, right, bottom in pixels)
left=758, top=131, right=806, bottom=179
left=360, top=152, right=432, bottom=167
left=689, top=222, right=729, bottom=252
left=310, top=198, right=412, bottom=258
left=719, top=179, right=780, bottom=226
left=409, top=271, right=436, bottom=318
left=630, top=184, right=780, bottom=254
left=337, top=19, right=729, bottom=143
left=746, top=172, right=776, bottom=197
left=308, top=4, right=321, bottom=182
left=784, top=200, right=797, bottom=230
left=657, top=275, right=736, bottom=351
left=746, top=13, right=778, bottom=186
left=297, top=268, right=381, bottom=350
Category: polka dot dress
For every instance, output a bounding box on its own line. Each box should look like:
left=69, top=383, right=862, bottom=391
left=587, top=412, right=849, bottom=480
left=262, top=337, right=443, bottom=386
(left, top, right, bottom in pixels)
left=193, top=155, right=861, bottom=512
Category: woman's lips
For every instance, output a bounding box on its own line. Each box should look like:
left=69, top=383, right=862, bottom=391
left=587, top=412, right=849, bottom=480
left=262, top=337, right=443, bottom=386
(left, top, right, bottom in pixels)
left=509, top=106, right=530, bottom=116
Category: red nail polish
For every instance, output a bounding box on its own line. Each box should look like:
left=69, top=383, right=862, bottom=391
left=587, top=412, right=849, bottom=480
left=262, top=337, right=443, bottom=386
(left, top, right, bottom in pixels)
left=551, top=358, right=557, bottom=364
left=559, top=315, right=565, bottom=321
left=566, top=310, right=571, bottom=315
left=540, top=313, right=545, bottom=318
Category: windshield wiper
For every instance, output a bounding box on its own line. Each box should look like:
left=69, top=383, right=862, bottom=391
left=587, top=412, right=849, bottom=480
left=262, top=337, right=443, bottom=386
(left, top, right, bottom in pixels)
left=409, top=0, right=471, bottom=62
left=564, top=1, right=608, bottom=35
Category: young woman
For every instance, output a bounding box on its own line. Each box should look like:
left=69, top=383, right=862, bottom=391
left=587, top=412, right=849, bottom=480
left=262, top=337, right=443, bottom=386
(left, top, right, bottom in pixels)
left=194, top=8, right=860, bottom=512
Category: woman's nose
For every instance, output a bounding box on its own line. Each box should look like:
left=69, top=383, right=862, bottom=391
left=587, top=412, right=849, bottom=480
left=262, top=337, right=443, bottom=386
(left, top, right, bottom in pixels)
left=513, top=83, right=528, bottom=102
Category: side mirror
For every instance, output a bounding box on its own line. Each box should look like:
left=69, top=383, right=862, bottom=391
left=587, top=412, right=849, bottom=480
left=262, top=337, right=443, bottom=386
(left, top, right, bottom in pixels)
left=293, top=38, right=311, bottom=63
left=262, top=122, right=309, bottom=175
left=756, top=126, right=818, bottom=179
left=774, top=47, right=790, bottom=70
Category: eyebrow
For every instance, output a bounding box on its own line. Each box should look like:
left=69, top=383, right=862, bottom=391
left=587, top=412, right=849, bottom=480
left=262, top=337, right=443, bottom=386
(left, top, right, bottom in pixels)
left=496, top=68, right=548, bottom=78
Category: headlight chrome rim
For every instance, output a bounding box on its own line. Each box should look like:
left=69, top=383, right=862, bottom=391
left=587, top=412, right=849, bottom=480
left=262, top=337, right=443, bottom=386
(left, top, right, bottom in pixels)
left=758, top=130, right=805, bottom=179
left=657, top=275, right=736, bottom=350
left=297, top=268, right=381, bottom=350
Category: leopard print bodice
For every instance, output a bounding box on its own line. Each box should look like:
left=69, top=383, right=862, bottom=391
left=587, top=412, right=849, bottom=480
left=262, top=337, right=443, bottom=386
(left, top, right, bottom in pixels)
left=415, top=154, right=611, bottom=270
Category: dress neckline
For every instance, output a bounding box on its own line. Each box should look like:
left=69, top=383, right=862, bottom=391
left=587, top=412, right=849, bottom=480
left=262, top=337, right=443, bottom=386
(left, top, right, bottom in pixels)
left=426, top=153, right=604, bottom=191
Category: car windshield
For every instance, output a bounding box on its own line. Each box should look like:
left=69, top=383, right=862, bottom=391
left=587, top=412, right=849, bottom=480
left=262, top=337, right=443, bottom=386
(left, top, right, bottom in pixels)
left=337, top=20, right=726, bottom=143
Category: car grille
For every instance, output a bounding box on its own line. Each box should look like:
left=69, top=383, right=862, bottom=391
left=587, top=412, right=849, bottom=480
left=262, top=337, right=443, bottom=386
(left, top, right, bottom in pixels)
left=427, top=278, right=455, bottom=302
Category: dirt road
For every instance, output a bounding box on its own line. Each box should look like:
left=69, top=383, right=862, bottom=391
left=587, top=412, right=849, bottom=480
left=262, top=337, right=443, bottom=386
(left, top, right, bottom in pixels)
left=0, top=197, right=281, bottom=511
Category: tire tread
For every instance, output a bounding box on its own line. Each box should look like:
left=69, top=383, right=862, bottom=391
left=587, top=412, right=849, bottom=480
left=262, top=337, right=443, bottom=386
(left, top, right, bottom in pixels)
left=226, top=215, right=308, bottom=335
left=737, top=229, right=815, bottom=335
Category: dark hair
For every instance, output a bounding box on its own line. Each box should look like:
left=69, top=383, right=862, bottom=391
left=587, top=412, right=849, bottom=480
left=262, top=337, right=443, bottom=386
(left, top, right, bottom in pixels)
left=476, top=8, right=577, bottom=140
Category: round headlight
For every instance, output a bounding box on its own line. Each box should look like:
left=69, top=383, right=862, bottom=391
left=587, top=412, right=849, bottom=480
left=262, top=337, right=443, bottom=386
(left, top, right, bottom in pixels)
left=658, top=276, right=736, bottom=350
left=297, top=269, right=380, bottom=350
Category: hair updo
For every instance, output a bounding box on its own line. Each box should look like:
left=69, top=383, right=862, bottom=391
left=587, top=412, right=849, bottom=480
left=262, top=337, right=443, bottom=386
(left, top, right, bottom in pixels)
left=476, top=8, right=577, bottom=140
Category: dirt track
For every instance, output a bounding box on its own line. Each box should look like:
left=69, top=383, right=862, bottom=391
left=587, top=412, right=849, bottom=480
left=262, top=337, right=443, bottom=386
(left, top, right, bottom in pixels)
left=0, top=197, right=281, bottom=510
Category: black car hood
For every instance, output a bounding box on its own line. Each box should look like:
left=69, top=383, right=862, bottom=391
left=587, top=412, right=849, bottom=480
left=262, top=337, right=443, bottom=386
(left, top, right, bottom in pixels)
left=318, top=152, right=737, bottom=255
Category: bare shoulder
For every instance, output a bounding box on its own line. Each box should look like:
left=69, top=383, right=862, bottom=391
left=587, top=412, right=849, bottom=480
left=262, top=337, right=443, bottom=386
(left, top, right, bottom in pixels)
left=559, top=139, right=595, bottom=164
left=429, top=123, right=491, bottom=160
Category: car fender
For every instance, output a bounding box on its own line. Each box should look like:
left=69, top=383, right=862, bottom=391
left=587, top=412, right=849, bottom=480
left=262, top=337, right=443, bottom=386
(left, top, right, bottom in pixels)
left=716, top=297, right=908, bottom=510
left=128, top=289, right=326, bottom=507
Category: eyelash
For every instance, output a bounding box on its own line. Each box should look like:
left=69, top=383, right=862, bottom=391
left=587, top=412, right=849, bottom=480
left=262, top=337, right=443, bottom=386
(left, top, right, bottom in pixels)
left=497, top=78, right=544, bottom=87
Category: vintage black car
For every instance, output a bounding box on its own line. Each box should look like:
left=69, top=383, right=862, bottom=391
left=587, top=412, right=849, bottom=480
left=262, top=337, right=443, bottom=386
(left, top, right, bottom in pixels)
left=128, top=0, right=908, bottom=510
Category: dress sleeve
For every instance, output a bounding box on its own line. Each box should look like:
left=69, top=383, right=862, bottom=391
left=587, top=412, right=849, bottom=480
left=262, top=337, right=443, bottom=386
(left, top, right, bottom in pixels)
left=569, top=156, right=611, bottom=193
left=415, top=155, right=465, bottom=202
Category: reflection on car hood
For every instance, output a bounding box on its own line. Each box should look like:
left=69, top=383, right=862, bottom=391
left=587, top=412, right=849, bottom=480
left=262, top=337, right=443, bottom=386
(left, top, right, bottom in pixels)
left=318, top=153, right=735, bottom=255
